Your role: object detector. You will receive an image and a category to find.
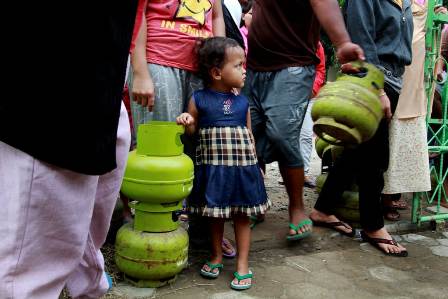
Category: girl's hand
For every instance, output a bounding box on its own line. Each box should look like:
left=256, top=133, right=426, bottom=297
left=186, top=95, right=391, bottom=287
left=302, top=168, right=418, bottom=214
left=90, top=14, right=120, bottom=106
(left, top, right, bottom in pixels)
left=176, top=113, right=194, bottom=126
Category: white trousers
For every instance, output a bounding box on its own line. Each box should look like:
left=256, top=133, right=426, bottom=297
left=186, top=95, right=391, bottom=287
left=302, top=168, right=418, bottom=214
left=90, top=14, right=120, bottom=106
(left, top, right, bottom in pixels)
left=0, top=103, right=130, bottom=299
left=300, top=100, right=314, bottom=175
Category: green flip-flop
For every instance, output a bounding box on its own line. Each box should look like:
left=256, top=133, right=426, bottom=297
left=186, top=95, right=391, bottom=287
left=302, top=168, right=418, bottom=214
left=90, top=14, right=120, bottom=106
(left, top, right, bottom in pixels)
left=249, top=215, right=265, bottom=229
left=200, top=262, right=223, bottom=279
left=230, top=270, right=253, bottom=290
left=286, top=219, right=313, bottom=241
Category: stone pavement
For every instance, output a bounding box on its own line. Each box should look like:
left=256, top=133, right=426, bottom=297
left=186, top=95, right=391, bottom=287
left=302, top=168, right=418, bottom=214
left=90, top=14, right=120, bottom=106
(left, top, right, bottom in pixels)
left=103, top=151, right=448, bottom=299
left=107, top=219, right=448, bottom=299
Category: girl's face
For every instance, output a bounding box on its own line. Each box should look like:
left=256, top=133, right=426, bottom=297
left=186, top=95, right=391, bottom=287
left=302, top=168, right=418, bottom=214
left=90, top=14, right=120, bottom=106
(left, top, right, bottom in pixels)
left=219, top=46, right=246, bottom=89
left=243, top=9, right=252, bottom=29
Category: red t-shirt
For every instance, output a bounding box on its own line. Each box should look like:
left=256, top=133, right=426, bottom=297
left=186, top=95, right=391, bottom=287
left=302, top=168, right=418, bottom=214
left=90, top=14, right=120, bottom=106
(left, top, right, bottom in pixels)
left=146, top=0, right=215, bottom=71
left=312, top=42, right=326, bottom=96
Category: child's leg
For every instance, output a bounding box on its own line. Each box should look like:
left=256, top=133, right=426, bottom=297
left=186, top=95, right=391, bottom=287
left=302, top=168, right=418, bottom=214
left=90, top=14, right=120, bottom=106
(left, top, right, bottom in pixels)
left=202, top=218, right=225, bottom=273
left=232, top=214, right=252, bottom=285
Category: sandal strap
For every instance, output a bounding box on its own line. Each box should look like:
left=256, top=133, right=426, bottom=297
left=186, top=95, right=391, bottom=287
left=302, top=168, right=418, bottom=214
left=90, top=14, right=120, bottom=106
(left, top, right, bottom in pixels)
left=233, top=271, right=253, bottom=281
left=290, top=219, right=313, bottom=231
left=205, top=262, right=223, bottom=269
left=325, top=221, right=350, bottom=229
left=362, top=232, right=398, bottom=246
left=297, top=219, right=313, bottom=229
left=368, top=237, right=398, bottom=246
left=289, top=223, right=298, bottom=230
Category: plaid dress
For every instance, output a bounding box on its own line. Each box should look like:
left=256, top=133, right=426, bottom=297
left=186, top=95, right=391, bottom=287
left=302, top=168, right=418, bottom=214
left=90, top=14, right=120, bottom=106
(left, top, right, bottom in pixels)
left=188, top=89, right=270, bottom=218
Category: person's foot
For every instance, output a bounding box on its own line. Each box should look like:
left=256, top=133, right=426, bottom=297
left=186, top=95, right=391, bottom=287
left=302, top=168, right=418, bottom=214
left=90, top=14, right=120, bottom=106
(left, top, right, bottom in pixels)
left=309, top=209, right=354, bottom=235
left=201, top=256, right=223, bottom=275
left=289, top=211, right=313, bottom=237
left=383, top=195, right=408, bottom=210
left=222, top=238, right=236, bottom=258
left=362, top=228, right=407, bottom=255
left=231, top=264, right=251, bottom=288
left=304, top=176, right=316, bottom=188
left=384, top=209, right=400, bottom=221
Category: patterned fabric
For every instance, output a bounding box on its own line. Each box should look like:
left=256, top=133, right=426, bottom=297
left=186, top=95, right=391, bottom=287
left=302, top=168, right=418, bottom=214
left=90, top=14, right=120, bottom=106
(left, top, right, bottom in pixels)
left=383, top=116, right=431, bottom=194
left=196, top=126, right=257, bottom=166
left=188, top=89, right=269, bottom=218
left=129, top=63, right=203, bottom=129
left=189, top=200, right=272, bottom=218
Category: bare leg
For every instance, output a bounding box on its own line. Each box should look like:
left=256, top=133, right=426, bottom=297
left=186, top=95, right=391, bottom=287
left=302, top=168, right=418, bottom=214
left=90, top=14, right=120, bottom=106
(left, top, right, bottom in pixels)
left=202, top=218, right=225, bottom=274
left=279, top=166, right=311, bottom=235
left=232, top=214, right=251, bottom=286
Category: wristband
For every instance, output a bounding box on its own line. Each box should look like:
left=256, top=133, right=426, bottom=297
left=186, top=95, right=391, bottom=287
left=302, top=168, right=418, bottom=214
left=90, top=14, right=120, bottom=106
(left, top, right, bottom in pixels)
left=379, top=92, right=387, bottom=97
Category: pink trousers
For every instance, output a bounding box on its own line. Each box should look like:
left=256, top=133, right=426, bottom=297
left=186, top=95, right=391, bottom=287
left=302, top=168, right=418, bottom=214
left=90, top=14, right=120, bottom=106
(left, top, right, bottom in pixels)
left=0, top=103, right=131, bottom=299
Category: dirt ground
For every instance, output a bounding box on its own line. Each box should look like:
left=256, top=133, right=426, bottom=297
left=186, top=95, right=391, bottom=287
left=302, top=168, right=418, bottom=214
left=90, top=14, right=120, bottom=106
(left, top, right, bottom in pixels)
left=61, top=152, right=448, bottom=299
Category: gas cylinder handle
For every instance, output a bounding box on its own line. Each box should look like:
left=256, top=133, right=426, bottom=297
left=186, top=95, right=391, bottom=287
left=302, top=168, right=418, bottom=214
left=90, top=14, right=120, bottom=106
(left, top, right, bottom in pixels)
left=175, top=125, right=185, bottom=148
left=338, top=60, right=384, bottom=93
left=318, top=132, right=344, bottom=146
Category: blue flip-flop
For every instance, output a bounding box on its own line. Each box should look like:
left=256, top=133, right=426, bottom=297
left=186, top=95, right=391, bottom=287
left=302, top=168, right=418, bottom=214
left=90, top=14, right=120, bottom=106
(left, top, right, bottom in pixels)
left=104, top=272, right=113, bottom=290
left=230, top=270, right=253, bottom=290
left=286, top=219, right=313, bottom=241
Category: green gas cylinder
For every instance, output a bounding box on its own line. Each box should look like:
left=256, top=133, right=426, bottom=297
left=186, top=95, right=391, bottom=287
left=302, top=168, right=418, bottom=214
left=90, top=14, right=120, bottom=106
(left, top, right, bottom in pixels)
left=115, top=121, right=193, bottom=288
left=312, top=61, right=384, bottom=146
left=315, top=173, right=360, bottom=224
left=115, top=224, right=189, bottom=288
left=315, top=137, right=344, bottom=161
left=121, top=121, right=194, bottom=232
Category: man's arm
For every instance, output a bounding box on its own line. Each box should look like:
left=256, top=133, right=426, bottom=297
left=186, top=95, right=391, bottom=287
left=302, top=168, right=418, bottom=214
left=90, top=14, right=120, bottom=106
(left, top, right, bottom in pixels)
left=309, top=0, right=365, bottom=64
left=212, top=0, right=226, bottom=37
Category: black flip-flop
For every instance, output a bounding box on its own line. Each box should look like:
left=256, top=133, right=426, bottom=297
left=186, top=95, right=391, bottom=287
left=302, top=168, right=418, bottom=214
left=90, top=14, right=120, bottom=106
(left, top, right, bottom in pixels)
left=360, top=231, right=408, bottom=257
left=313, top=220, right=355, bottom=237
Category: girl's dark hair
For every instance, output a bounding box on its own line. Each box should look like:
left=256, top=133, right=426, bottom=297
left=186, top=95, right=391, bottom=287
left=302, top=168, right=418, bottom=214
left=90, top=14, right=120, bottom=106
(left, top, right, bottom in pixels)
left=196, top=37, right=241, bottom=86
left=241, top=0, right=253, bottom=14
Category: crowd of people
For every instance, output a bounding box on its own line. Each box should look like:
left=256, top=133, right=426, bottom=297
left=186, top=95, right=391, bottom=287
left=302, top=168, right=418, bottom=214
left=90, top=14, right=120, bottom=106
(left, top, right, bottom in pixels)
left=0, top=0, right=446, bottom=297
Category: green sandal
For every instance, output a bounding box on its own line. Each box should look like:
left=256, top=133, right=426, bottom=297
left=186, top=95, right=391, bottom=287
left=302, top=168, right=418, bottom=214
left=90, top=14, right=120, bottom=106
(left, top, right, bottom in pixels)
left=286, top=219, right=313, bottom=241
left=230, top=270, right=253, bottom=290
left=249, top=215, right=265, bottom=229
left=200, top=262, right=223, bottom=279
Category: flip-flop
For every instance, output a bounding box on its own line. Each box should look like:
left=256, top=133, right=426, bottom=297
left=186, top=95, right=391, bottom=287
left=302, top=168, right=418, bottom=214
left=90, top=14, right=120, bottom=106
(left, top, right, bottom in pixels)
left=304, top=177, right=317, bottom=188
left=249, top=215, right=265, bottom=229
left=313, top=220, right=355, bottom=237
left=286, top=219, right=313, bottom=241
left=222, top=239, right=237, bottom=258
left=200, top=262, right=223, bottom=278
left=360, top=231, right=408, bottom=257
left=230, top=270, right=253, bottom=290
left=104, top=272, right=113, bottom=290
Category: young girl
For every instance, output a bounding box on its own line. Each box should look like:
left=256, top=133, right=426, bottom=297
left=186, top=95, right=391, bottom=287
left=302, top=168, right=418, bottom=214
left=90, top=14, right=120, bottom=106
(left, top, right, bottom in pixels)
left=177, top=37, right=269, bottom=290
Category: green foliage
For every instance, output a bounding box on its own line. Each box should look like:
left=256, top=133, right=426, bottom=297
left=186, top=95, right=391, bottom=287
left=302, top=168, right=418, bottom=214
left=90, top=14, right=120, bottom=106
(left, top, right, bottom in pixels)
left=321, top=0, right=345, bottom=74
